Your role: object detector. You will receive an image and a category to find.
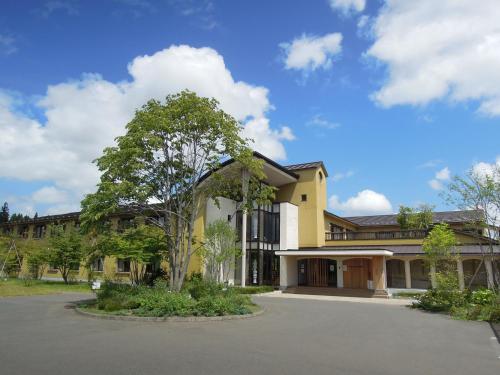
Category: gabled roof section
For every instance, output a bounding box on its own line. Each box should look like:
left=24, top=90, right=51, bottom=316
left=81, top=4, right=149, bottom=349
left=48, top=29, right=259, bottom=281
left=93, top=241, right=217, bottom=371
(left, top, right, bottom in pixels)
left=284, top=161, right=329, bottom=177
left=197, top=151, right=299, bottom=186
left=324, top=210, right=358, bottom=227
left=343, top=210, right=484, bottom=227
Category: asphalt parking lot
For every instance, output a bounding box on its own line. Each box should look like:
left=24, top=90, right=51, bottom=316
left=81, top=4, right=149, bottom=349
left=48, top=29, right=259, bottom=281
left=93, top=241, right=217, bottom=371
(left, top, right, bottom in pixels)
left=0, top=293, right=498, bottom=375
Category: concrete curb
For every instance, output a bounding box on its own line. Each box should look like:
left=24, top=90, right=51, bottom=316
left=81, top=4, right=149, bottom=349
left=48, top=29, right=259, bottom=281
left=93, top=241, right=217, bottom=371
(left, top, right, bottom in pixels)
left=72, top=301, right=264, bottom=322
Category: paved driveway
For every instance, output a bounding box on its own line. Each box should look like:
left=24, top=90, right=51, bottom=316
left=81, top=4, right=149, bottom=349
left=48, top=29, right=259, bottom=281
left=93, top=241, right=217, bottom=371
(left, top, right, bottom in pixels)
left=0, top=293, right=498, bottom=375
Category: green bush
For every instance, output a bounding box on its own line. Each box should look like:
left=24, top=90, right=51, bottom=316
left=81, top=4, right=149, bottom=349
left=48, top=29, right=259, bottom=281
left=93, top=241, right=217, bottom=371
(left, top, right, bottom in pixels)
left=95, top=280, right=257, bottom=317
left=470, top=289, right=497, bottom=305
left=230, top=285, right=274, bottom=294
left=195, top=294, right=252, bottom=316
left=413, top=288, right=467, bottom=312
left=184, top=278, right=225, bottom=300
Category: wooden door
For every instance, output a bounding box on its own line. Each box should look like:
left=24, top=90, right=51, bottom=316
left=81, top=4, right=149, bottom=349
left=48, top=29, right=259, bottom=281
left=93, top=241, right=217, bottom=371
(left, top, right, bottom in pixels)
left=343, top=259, right=370, bottom=289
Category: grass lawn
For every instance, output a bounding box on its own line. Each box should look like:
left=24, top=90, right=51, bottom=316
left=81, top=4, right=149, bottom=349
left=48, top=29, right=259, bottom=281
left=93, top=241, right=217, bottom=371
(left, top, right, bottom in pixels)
left=0, top=278, right=92, bottom=297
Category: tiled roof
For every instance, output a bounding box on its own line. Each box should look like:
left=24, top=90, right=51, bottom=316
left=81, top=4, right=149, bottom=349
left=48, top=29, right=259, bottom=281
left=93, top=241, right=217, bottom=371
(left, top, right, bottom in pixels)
left=284, top=161, right=328, bottom=176
left=343, top=210, right=484, bottom=227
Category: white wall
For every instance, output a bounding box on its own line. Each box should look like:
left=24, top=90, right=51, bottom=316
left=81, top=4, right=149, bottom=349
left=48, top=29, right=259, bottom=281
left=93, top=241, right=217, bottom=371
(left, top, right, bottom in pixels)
left=280, top=256, right=298, bottom=289
left=280, top=202, right=298, bottom=250
left=206, top=197, right=237, bottom=227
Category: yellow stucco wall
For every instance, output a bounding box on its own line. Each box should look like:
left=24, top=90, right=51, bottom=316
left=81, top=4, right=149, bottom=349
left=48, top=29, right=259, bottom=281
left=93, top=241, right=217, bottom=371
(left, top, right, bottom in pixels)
left=275, top=166, right=327, bottom=248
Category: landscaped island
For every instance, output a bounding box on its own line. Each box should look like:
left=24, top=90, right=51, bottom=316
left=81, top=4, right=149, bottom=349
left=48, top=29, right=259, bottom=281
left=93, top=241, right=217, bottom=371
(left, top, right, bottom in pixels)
left=81, top=278, right=271, bottom=318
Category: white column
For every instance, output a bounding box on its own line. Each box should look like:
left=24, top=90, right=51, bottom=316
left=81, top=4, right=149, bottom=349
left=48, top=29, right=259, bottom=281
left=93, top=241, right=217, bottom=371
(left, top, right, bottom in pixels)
left=457, top=259, right=465, bottom=291
left=240, top=169, right=249, bottom=287
left=430, top=264, right=437, bottom=288
left=485, top=258, right=495, bottom=289
left=337, top=260, right=343, bottom=288
left=404, top=259, right=411, bottom=289
left=280, top=256, right=298, bottom=289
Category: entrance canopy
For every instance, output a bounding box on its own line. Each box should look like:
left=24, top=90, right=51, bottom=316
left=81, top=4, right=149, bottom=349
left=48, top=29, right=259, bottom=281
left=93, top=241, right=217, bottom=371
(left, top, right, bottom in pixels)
left=275, top=250, right=394, bottom=257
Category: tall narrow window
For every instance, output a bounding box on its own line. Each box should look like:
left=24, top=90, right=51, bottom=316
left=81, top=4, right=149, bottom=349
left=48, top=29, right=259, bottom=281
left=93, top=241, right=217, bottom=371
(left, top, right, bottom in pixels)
left=301, top=194, right=307, bottom=202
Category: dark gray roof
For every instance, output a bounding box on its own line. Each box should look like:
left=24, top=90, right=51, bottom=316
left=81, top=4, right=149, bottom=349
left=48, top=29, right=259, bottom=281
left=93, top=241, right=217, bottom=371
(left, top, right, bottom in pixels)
left=343, top=210, right=484, bottom=227
left=284, top=161, right=328, bottom=177
left=307, top=244, right=500, bottom=255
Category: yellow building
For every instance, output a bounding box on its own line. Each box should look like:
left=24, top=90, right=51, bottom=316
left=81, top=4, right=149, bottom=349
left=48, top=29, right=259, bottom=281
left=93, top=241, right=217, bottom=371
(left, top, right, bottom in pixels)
left=2, top=151, right=499, bottom=296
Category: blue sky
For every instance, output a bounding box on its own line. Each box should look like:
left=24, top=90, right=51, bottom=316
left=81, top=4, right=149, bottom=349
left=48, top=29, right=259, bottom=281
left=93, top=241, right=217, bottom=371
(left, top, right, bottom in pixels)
left=0, top=0, right=499, bottom=217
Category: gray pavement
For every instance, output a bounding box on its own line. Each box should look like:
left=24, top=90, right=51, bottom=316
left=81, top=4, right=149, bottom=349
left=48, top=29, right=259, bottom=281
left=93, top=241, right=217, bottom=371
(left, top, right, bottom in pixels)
left=0, top=293, right=499, bottom=375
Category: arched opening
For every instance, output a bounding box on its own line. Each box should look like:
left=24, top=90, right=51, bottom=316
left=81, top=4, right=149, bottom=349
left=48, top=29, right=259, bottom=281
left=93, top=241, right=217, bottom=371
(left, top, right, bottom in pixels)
left=298, top=258, right=337, bottom=287
left=410, top=259, right=431, bottom=289
left=463, top=259, right=488, bottom=289
left=386, top=259, right=405, bottom=288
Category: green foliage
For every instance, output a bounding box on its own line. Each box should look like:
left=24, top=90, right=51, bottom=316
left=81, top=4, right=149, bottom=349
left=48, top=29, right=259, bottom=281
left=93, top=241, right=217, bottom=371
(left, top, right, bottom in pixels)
left=95, top=279, right=255, bottom=317
left=422, top=223, right=457, bottom=267
left=46, top=225, right=85, bottom=283
left=195, top=294, right=251, bottom=316
left=135, top=290, right=195, bottom=317
left=470, top=288, right=497, bottom=305
left=183, top=277, right=224, bottom=300
left=200, top=219, right=240, bottom=283
left=25, top=244, right=50, bottom=280
left=413, top=286, right=500, bottom=322
left=91, top=223, right=167, bottom=285
left=230, top=285, right=274, bottom=294
left=397, top=204, right=434, bottom=230
left=80, top=90, right=274, bottom=292
left=0, top=202, right=8, bottom=224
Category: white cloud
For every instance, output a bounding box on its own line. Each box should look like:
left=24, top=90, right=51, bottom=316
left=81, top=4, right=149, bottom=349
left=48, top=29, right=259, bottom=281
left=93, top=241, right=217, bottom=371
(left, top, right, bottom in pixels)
left=429, top=166, right=450, bottom=190
left=0, top=45, right=293, bottom=214
left=328, top=0, right=366, bottom=15
left=281, top=33, right=342, bottom=72
left=32, top=186, right=69, bottom=204
left=329, top=189, right=393, bottom=216
left=331, top=170, right=354, bottom=182
left=472, top=156, right=500, bottom=182
left=37, top=0, right=79, bottom=18
left=428, top=179, right=444, bottom=191
left=366, top=0, right=500, bottom=116
left=418, top=159, right=442, bottom=169
left=306, top=114, right=340, bottom=130
left=0, top=34, right=17, bottom=55
left=435, top=167, right=450, bottom=181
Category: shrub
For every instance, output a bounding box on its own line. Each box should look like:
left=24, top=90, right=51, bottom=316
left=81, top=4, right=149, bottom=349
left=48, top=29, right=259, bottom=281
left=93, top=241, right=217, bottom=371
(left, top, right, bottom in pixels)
left=470, top=289, right=497, bottom=305
left=195, top=294, right=252, bottom=316
left=135, top=289, right=196, bottom=317
left=230, top=285, right=274, bottom=294
left=413, top=288, right=468, bottom=312
left=95, top=280, right=257, bottom=317
left=183, top=278, right=225, bottom=300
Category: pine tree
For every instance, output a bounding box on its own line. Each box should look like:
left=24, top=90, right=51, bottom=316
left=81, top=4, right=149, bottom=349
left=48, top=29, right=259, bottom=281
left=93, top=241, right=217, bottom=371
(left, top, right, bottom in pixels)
left=0, top=202, right=9, bottom=224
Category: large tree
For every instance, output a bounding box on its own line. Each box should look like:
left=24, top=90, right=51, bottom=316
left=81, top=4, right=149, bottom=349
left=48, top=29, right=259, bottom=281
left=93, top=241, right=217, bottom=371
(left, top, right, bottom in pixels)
left=80, top=91, right=274, bottom=291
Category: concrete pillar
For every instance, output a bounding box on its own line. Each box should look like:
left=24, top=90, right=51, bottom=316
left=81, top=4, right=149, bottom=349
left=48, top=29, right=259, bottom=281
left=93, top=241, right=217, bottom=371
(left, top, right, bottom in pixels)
left=430, top=264, right=437, bottom=288
left=372, top=256, right=387, bottom=297
left=240, top=168, right=249, bottom=287
left=457, top=259, right=465, bottom=291
left=485, top=258, right=495, bottom=289
left=404, top=259, right=411, bottom=289
left=279, top=256, right=297, bottom=290
left=337, top=260, right=343, bottom=288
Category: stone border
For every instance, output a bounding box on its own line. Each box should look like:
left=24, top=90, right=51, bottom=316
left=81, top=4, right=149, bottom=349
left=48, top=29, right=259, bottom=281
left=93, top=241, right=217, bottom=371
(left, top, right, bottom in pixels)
left=70, top=300, right=264, bottom=322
